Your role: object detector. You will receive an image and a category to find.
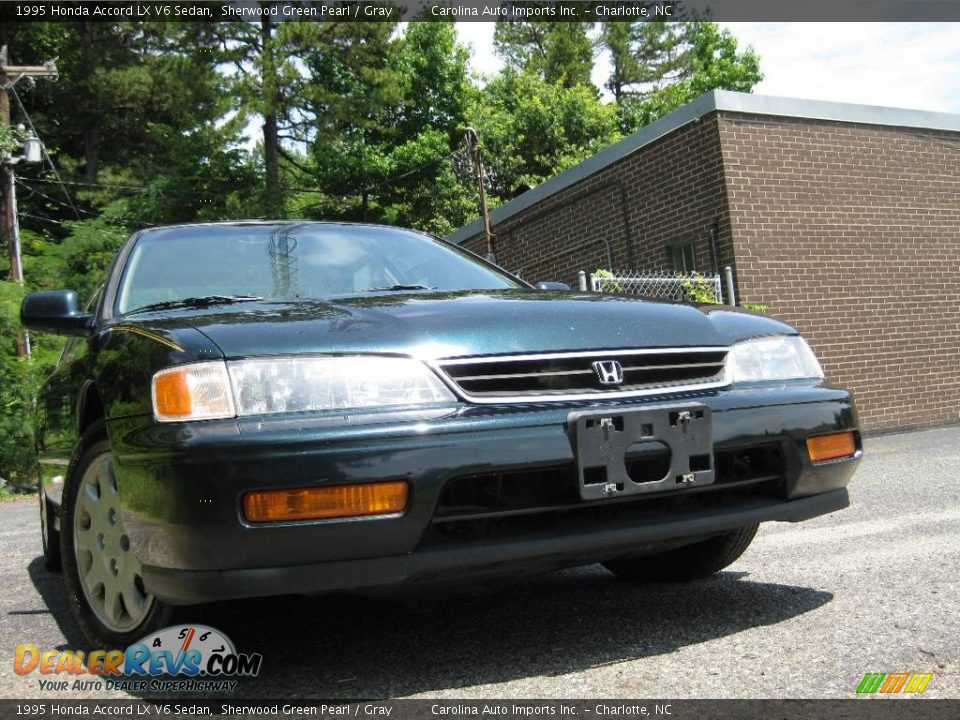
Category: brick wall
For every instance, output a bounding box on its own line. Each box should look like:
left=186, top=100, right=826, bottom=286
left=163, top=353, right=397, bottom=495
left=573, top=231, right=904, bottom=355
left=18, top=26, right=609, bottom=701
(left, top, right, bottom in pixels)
left=461, top=114, right=735, bottom=287
left=457, top=109, right=960, bottom=433
left=719, top=113, right=960, bottom=432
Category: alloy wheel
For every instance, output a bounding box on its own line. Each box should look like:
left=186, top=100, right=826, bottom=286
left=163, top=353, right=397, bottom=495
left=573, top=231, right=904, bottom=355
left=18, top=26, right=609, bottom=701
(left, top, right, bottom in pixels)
left=72, top=454, right=154, bottom=632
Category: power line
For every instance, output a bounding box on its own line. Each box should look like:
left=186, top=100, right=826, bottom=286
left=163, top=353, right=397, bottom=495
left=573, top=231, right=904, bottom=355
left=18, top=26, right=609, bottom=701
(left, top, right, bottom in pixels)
left=359, top=152, right=454, bottom=196
left=21, top=176, right=148, bottom=192
left=16, top=178, right=98, bottom=216
left=16, top=211, right=64, bottom=226
left=9, top=84, right=81, bottom=219
left=281, top=150, right=458, bottom=199
left=17, top=208, right=157, bottom=229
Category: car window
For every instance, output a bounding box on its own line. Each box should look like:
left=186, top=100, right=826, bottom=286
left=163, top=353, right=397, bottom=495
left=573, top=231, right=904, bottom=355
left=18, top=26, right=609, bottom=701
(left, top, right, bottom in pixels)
left=116, top=224, right=519, bottom=314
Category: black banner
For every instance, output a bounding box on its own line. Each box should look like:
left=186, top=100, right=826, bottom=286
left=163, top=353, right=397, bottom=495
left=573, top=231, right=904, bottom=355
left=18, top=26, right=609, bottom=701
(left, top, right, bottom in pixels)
left=1, top=0, right=959, bottom=23
left=3, top=700, right=960, bottom=720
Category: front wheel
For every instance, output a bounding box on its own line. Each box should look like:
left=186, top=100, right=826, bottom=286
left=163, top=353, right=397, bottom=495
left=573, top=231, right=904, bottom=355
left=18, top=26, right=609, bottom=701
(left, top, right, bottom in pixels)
left=603, top=524, right=759, bottom=582
left=60, top=434, right=172, bottom=647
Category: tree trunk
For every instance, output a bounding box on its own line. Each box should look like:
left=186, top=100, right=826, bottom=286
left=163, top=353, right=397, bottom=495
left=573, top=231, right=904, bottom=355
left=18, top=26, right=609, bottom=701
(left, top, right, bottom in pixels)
left=84, top=121, right=100, bottom=183
left=261, top=16, right=280, bottom=217
left=263, top=112, right=279, bottom=216
left=79, top=21, right=100, bottom=183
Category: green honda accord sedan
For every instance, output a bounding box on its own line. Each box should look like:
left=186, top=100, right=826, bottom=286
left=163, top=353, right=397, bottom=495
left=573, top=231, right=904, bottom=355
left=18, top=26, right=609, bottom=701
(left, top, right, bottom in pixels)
left=21, top=221, right=860, bottom=647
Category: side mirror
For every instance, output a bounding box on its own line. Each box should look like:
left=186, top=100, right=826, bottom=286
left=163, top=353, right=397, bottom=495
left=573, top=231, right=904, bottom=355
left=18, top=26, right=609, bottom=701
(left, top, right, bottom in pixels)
left=21, top=290, right=93, bottom=336
left=535, top=281, right=571, bottom=291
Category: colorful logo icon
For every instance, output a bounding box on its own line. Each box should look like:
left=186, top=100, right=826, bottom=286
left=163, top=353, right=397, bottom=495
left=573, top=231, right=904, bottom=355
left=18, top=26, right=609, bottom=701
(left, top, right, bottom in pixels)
left=856, top=672, right=933, bottom=695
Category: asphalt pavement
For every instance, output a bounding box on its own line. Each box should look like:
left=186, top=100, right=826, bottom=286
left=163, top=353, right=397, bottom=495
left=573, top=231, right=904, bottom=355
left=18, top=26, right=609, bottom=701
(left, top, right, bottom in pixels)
left=1, top=425, right=957, bottom=700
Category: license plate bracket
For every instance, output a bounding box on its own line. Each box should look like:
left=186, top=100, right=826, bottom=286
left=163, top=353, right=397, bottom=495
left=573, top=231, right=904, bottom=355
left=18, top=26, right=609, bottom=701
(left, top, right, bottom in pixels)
left=568, top=404, right=714, bottom=500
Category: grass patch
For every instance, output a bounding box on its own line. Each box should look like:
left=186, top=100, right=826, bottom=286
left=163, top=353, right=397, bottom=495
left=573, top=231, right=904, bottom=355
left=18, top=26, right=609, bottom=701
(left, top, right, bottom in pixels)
left=0, top=485, right=35, bottom=503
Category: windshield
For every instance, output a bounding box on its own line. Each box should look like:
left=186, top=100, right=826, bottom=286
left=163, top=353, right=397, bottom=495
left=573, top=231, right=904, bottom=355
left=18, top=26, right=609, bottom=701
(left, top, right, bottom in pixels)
left=116, top=224, right=520, bottom=314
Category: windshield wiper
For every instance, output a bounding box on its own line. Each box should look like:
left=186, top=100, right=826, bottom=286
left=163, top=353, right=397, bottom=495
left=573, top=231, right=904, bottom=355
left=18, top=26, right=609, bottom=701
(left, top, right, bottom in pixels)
left=126, top=295, right=264, bottom=315
left=361, top=284, right=436, bottom=292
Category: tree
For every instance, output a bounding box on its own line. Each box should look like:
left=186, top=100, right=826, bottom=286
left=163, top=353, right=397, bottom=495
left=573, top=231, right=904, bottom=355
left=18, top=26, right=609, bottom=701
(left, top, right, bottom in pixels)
left=395, top=22, right=472, bottom=142
left=601, top=21, right=762, bottom=131
left=22, top=213, right=129, bottom=301
left=200, top=15, right=311, bottom=217
left=603, top=21, right=687, bottom=104
left=375, top=23, right=477, bottom=235
left=301, top=21, right=406, bottom=220
left=494, top=21, right=595, bottom=89
left=0, top=22, right=143, bottom=183
left=0, top=22, right=232, bottom=184
left=0, top=280, right=39, bottom=485
left=2, top=21, right=256, bottom=229
left=471, top=70, right=621, bottom=199
left=259, top=17, right=281, bottom=216
left=301, top=22, right=479, bottom=236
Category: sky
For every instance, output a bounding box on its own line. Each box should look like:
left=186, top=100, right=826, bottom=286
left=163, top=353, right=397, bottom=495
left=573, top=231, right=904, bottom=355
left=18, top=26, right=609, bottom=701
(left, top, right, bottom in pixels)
left=456, top=22, right=960, bottom=115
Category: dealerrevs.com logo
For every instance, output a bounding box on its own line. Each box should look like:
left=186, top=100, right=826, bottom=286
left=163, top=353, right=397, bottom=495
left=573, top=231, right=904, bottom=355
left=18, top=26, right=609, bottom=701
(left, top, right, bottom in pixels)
left=14, top=625, right=262, bottom=693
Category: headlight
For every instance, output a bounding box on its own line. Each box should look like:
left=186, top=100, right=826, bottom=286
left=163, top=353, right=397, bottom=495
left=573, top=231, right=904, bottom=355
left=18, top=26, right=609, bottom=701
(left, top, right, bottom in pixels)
left=151, top=356, right=455, bottom=422
left=730, top=335, right=824, bottom=383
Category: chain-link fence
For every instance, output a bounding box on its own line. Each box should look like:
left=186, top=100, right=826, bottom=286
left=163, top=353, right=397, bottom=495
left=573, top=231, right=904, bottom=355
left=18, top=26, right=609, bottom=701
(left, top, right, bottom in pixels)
left=582, top=270, right=724, bottom=304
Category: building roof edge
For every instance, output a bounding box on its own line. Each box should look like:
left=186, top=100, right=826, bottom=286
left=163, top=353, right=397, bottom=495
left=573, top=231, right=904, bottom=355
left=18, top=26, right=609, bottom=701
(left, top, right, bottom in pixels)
left=446, top=90, right=960, bottom=245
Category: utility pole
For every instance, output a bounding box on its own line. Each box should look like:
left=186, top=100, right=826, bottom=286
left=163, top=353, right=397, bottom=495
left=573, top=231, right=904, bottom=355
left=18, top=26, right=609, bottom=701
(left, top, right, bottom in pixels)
left=1, top=45, right=58, bottom=357
left=464, top=128, right=496, bottom=264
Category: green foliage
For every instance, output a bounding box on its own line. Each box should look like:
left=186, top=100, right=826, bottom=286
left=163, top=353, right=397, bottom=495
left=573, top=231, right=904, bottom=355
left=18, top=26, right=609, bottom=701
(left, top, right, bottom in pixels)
left=602, top=22, right=762, bottom=131
left=742, top=302, right=770, bottom=313
left=603, top=21, right=684, bottom=103
left=24, top=212, right=130, bottom=301
left=302, top=23, right=477, bottom=233
left=593, top=269, right=623, bottom=293
left=399, top=22, right=475, bottom=138
left=0, top=282, right=46, bottom=485
left=0, top=214, right=124, bottom=486
left=0, top=484, right=25, bottom=501
left=494, top=21, right=595, bottom=89
left=0, top=125, right=26, bottom=156
left=680, top=272, right=721, bottom=304
left=473, top=70, right=621, bottom=198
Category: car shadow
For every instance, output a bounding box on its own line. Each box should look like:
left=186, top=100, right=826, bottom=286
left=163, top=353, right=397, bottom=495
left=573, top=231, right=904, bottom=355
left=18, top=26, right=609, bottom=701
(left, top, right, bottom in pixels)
left=30, top=557, right=832, bottom=698
left=24, top=557, right=86, bottom=651
left=29, top=558, right=833, bottom=698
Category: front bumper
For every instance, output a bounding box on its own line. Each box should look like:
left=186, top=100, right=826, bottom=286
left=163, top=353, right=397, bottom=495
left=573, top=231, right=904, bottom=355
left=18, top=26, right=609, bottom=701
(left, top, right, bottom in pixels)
left=107, top=384, right=860, bottom=604
left=144, top=489, right=848, bottom=604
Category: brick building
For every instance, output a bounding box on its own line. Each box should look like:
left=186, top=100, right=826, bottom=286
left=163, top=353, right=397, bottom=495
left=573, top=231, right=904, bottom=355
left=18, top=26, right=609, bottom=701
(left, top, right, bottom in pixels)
left=447, top=91, right=960, bottom=433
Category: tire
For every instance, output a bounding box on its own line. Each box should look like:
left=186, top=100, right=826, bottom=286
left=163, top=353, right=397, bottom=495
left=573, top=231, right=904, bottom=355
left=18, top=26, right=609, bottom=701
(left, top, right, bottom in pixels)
left=603, top=524, right=759, bottom=582
left=60, top=427, right=172, bottom=647
left=40, top=486, right=62, bottom=571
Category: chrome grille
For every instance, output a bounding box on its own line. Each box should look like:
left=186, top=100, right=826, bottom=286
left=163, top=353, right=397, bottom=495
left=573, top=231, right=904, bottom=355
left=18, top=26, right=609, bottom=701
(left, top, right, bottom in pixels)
left=434, top=347, right=729, bottom=403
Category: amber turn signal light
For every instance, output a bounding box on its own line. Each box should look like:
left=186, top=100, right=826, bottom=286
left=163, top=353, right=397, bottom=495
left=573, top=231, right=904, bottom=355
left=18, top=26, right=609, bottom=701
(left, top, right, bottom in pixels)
left=806, top=431, right=857, bottom=463
left=243, top=481, right=409, bottom=523
left=151, top=361, right=235, bottom=422
left=153, top=370, right=192, bottom=417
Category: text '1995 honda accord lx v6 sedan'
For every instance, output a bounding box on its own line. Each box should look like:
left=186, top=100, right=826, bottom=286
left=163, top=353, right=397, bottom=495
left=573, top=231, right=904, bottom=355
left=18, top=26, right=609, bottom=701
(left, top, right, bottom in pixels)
left=22, top=222, right=861, bottom=646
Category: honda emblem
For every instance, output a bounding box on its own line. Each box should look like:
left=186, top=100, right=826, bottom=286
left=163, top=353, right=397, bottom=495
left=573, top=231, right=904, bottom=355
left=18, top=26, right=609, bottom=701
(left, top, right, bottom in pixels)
left=592, top=360, right=624, bottom=385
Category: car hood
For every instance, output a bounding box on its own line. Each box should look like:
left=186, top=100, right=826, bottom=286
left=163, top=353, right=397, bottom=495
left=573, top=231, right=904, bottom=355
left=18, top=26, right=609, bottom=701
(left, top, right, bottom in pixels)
left=131, top=290, right=795, bottom=360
